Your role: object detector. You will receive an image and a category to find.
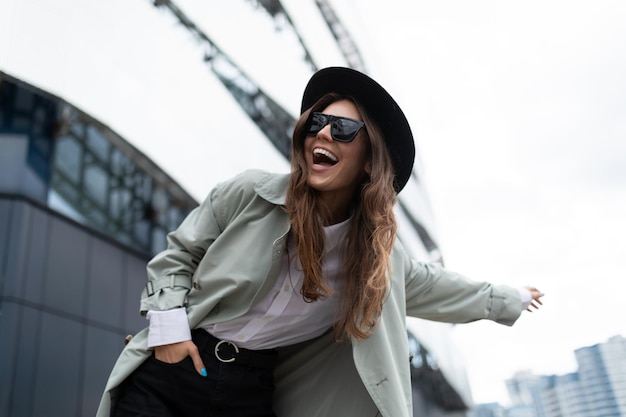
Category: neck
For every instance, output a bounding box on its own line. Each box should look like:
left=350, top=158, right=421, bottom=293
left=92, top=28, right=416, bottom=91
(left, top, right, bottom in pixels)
left=317, top=192, right=353, bottom=225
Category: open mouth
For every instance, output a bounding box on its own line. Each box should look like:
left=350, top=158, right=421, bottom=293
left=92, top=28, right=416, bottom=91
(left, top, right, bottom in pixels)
left=313, top=148, right=338, bottom=166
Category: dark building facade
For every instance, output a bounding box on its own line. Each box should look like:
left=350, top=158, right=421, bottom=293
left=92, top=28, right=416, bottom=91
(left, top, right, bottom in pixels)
left=0, top=195, right=150, bottom=416
left=0, top=72, right=197, bottom=416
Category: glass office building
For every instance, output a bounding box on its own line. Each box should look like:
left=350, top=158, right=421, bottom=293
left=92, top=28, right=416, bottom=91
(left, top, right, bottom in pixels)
left=0, top=72, right=197, bottom=416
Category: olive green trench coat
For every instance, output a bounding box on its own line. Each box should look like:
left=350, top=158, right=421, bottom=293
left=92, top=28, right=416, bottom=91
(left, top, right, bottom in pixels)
left=97, top=170, right=522, bottom=417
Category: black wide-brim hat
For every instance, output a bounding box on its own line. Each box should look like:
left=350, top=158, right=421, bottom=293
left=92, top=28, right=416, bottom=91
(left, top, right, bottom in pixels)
left=300, top=67, right=415, bottom=193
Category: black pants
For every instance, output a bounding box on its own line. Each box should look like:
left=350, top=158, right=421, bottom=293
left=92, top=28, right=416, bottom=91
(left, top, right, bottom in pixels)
left=114, top=330, right=279, bottom=417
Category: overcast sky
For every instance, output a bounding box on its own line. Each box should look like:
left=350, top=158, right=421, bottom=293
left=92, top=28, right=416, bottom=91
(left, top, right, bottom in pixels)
left=2, top=0, right=625, bottom=406
left=345, top=0, right=626, bottom=404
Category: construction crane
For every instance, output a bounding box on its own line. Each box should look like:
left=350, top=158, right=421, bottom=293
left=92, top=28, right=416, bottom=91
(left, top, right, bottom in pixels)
left=251, top=0, right=366, bottom=72
left=314, top=0, right=367, bottom=72
left=152, top=0, right=297, bottom=157
left=246, top=0, right=318, bottom=71
left=150, top=0, right=440, bottom=258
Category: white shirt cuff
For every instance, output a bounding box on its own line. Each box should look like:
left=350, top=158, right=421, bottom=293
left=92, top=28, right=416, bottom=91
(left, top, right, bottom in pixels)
left=518, top=287, right=532, bottom=311
left=146, top=308, right=192, bottom=348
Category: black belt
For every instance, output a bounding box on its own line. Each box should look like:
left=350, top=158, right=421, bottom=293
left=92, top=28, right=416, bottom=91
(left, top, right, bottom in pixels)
left=192, top=329, right=279, bottom=370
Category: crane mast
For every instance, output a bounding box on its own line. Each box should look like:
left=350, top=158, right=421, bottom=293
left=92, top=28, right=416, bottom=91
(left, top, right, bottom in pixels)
left=314, top=0, right=367, bottom=72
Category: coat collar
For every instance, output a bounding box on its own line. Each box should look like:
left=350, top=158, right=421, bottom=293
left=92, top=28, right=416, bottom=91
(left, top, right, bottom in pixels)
left=254, top=171, right=290, bottom=205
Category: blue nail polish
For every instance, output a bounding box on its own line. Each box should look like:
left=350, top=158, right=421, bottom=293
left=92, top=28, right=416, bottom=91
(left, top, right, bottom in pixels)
left=201, top=368, right=207, bottom=377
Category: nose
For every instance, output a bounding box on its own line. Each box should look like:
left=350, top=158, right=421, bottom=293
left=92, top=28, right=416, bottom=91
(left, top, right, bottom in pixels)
left=317, top=122, right=334, bottom=142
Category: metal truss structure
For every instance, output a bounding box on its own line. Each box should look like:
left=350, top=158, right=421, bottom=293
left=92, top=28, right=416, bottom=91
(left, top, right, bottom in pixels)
left=150, top=0, right=440, bottom=258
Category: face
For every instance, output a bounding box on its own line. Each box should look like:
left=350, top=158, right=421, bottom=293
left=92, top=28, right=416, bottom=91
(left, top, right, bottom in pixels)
left=303, top=99, right=370, bottom=210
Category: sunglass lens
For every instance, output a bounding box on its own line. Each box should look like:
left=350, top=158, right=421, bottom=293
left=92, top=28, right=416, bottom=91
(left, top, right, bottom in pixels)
left=308, top=113, right=328, bottom=135
left=331, top=118, right=361, bottom=142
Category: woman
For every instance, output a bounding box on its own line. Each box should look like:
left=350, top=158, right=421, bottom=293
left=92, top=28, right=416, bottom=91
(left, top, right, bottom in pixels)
left=98, top=67, right=543, bottom=417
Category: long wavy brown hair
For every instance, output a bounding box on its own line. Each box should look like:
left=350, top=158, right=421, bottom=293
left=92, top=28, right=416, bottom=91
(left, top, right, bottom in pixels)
left=285, top=93, right=398, bottom=341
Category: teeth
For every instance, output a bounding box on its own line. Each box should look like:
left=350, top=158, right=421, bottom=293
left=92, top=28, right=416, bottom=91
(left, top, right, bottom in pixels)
left=313, top=148, right=338, bottom=162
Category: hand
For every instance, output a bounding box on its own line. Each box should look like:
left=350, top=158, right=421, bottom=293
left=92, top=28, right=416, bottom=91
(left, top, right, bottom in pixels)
left=525, top=286, right=544, bottom=312
left=154, top=340, right=207, bottom=377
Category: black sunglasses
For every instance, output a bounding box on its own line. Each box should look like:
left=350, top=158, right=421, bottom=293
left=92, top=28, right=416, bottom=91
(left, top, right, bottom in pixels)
left=306, top=112, right=366, bottom=143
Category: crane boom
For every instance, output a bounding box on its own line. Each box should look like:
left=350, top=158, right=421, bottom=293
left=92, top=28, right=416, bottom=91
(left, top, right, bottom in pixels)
left=152, top=0, right=295, bottom=157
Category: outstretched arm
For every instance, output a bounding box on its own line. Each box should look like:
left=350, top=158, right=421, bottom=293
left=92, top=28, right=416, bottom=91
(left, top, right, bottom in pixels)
left=400, top=245, right=544, bottom=326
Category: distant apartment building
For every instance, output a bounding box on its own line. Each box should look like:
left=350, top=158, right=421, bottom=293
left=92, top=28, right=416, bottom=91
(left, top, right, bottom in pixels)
left=575, top=335, right=626, bottom=416
left=467, top=402, right=506, bottom=417
left=472, top=335, right=626, bottom=417
left=541, top=373, right=589, bottom=417
left=506, top=370, right=547, bottom=415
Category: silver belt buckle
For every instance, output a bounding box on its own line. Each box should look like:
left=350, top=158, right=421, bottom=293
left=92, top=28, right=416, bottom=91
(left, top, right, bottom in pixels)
left=214, top=340, right=239, bottom=363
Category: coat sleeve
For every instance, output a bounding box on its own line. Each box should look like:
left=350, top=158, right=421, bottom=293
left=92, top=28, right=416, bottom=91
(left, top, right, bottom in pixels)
left=401, top=247, right=522, bottom=326
left=139, top=184, right=226, bottom=315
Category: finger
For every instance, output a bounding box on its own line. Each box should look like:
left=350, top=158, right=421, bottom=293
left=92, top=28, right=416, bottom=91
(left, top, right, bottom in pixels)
left=154, top=346, right=175, bottom=363
left=187, top=344, right=207, bottom=377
